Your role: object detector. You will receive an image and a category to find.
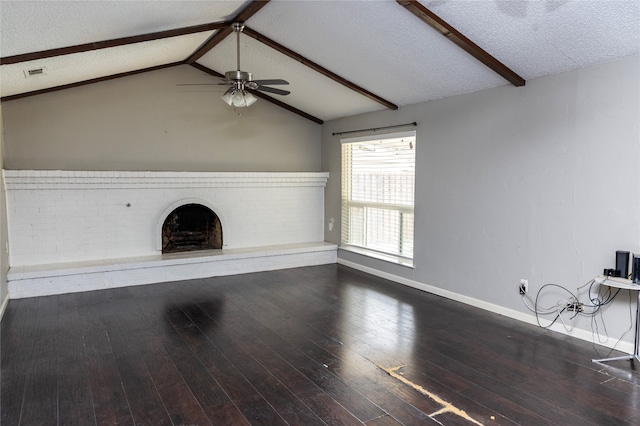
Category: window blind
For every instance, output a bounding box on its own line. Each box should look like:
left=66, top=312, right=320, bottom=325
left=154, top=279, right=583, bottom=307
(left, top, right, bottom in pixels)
left=341, top=131, right=416, bottom=259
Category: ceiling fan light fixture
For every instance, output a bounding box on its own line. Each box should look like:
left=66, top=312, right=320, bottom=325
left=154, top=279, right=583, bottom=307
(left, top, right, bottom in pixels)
left=221, top=87, right=235, bottom=106
left=241, top=90, right=257, bottom=107
left=222, top=87, right=257, bottom=108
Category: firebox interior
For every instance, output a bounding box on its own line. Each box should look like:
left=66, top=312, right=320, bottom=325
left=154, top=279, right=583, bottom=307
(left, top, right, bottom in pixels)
left=162, top=204, right=222, bottom=253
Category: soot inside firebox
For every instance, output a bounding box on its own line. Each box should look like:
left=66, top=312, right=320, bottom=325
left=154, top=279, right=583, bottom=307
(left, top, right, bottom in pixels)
left=161, top=204, right=222, bottom=253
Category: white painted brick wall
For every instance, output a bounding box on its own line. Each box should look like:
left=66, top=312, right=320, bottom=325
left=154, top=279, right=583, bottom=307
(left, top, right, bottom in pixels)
left=4, top=171, right=329, bottom=266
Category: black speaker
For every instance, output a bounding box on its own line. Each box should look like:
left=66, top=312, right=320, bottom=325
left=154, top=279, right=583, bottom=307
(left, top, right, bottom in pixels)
left=616, top=251, right=630, bottom=278
left=632, top=255, right=640, bottom=283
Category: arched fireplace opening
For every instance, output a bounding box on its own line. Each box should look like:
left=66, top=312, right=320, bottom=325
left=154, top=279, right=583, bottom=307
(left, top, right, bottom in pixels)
left=162, top=204, right=222, bottom=254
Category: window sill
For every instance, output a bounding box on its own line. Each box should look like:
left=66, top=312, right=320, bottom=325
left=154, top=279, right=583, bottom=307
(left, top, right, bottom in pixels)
left=339, top=245, right=414, bottom=268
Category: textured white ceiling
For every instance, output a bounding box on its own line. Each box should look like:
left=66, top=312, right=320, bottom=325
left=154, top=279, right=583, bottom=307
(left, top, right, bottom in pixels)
left=1, top=32, right=213, bottom=98
left=428, top=0, right=640, bottom=78
left=247, top=1, right=508, bottom=108
left=198, top=33, right=384, bottom=121
left=0, top=1, right=243, bottom=55
left=1, top=0, right=639, bottom=122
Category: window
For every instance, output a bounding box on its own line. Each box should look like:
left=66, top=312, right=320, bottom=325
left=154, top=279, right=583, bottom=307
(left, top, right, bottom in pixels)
left=341, top=131, right=416, bottom=261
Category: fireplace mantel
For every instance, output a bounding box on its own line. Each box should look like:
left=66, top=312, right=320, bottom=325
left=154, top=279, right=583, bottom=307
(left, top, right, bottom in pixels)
left=4, top=170, right=330, bottom=190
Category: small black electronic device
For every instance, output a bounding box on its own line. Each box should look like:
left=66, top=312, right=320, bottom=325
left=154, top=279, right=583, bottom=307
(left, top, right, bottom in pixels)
left=632, top=255, right=640, bottom=283
left=616, top=251, right=630, bottom=278
left=603, top=268, right=618, bottom=277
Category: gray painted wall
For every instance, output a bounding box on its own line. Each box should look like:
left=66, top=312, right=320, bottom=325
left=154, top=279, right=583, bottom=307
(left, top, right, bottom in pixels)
left=0, top=101, right=8, bottom=314
left=0, top=63, right=321, bottom=313
left=2, top=65, right=321, bottom=172
left=323, top=55, right=640, bottom=347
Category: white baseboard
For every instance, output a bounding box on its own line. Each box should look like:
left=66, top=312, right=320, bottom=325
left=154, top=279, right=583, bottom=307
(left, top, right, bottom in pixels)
left=338, top=258, right=634, bottom=355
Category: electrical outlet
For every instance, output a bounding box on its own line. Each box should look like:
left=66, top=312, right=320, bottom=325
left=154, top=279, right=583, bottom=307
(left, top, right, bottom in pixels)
left=566, top=302, right=583, bottom=312
left=519, top=279, right=528, bottom=295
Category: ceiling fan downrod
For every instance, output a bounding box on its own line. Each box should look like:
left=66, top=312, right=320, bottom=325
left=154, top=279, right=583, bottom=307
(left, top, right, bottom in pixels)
left=233, top=22, right=244, bottom=71
left=225, top=23, right=252, bottom=85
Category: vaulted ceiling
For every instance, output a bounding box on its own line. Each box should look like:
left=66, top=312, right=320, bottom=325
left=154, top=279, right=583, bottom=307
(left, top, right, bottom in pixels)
left=1, top=1, right=639, bottom=123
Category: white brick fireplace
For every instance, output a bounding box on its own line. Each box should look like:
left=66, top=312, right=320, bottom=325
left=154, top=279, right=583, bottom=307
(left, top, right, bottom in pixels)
left=4, top=170, right=337, bottom=298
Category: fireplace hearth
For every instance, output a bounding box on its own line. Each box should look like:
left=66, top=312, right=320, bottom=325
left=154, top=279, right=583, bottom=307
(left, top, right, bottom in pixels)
left=162, top=204, right=222, bottom=253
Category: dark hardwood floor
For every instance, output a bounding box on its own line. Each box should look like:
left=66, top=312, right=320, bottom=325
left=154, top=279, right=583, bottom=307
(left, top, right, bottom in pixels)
left=2, top=264, right=639, bottom=425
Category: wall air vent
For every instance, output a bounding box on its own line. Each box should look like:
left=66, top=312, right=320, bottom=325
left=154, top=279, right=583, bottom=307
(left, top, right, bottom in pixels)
left=23, top=67, right=45, bottom=78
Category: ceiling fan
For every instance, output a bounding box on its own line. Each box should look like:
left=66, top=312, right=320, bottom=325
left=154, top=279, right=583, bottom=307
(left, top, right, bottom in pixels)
left=181, top=22, right=290, bottom=108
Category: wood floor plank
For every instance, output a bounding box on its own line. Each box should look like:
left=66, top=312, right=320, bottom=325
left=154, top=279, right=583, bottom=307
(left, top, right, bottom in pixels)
left=88, top=355, right=135, bottom=426
left=56, top=291, right=92, bottom=426
left=187, top=313, right=327, bottom=426
left=141, top=340, right=220, bottom=425
left=515, top=372, right=639, bottom=424
left=220, top=286, right=444, bottom=424
left=626, top=413, right=640, bottom=425
left=291, top=335, right=445, bottom=425
left=365, top=414, right=404, bottom=425
left=220, top=311, right=387, bottom=423
left=277, top=345, right=386, bottom=423
left=213, top=281, right=389, bottom=423
left=1, top=299, right=41, bottom=378
left=154, top=382, right=212, bottom=426
left=18, top=372, right=57, bottom=425
left=0, top=374, right=25, bottom=425
left=403, top=336, right=601, bottom=425
left=570, top=368, right=640, bottom=413
left=163, top=339, right=232, bottom=408
left=222, top=328, right=365, bottom=426
left=185, top=305, right=330, bottom=425
left=460, top=385, right=557, bottom=426
left=2, top=264, right=639, bottom=425
left=57, top=361, right=96, bottom=426
left=297, top=389, right=366, bottom=426
left=201, top=401, right=251, bottom=425
left=163, top=305, right=288, bottom=426
left=114, top=355, right=171, bottom=425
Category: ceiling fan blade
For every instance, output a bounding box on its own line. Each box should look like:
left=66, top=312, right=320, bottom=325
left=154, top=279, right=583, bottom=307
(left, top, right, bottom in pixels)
left=252, top=79, right=289, bottom=86
left=257, top=86, right=290, bottom=96
left=176, top=83, right=229, bottom=86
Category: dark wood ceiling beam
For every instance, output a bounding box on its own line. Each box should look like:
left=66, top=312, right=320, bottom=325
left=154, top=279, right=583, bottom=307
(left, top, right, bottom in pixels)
left=1, top=62, right=184, bottom=102
left=0, top=23, right=226, bottom=66
left=190, top=62, right=225, bottom=79
left=242, top=27, right=398, bottom=110
left=189, top=63, right=323, bottom=124
left=186, top=0, right=270, bottom=64
left=397, top=0, right=525, bottom=87
left=248, top=89, right=323, bottom=124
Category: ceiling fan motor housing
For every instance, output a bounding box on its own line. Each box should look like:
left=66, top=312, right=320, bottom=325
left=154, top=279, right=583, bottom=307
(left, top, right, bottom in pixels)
left=225, top=70, right=252, bottom=82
